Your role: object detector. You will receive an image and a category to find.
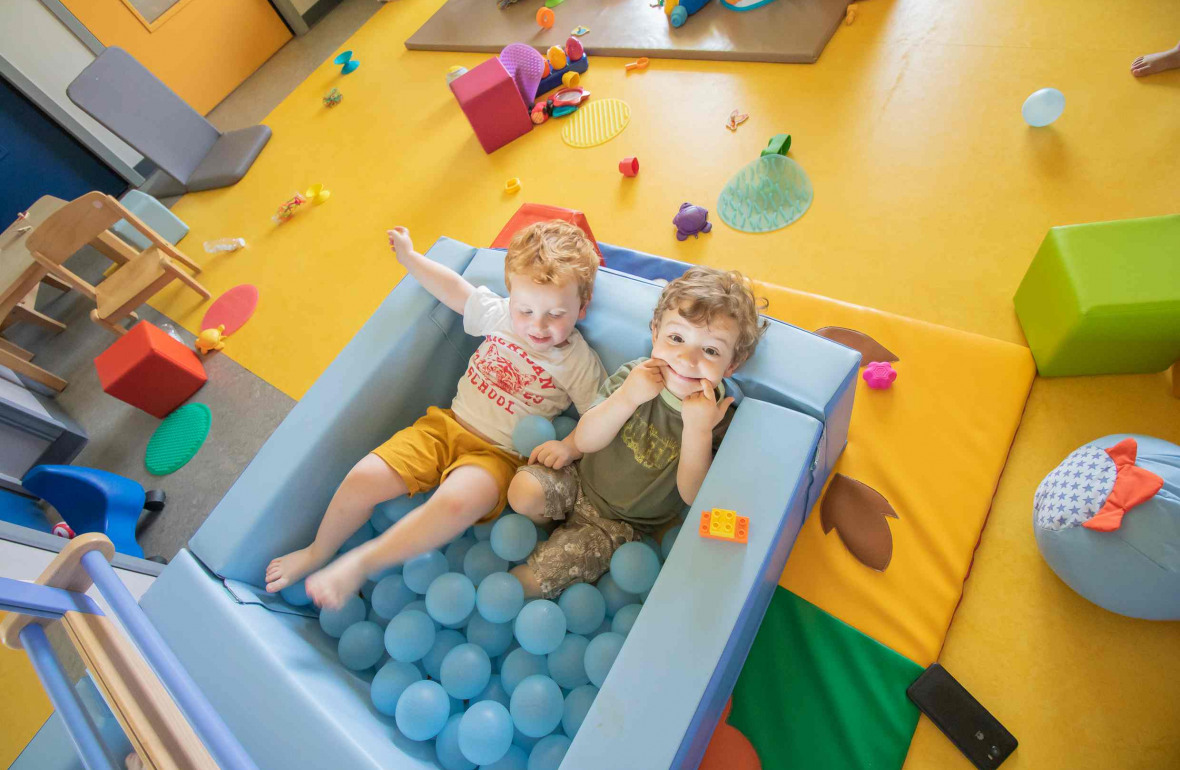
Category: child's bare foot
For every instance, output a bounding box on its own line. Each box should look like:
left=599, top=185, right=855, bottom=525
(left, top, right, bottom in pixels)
left=265, top=545, right=330, bottom=593
left=1132, top=44, right=1180, bottom=77
left=305, top=550, right=369, bottom=610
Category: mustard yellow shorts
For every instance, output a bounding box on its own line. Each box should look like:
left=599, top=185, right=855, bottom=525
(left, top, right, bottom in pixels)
left=371, top=407, right=523, bottom=523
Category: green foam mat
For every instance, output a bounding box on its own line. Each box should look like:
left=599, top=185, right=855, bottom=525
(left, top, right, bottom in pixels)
left=728, top=588, right=923, bottom=770
left=718, top=154, right=814, bottom=233
left=145, top=403, right=211, bottom=476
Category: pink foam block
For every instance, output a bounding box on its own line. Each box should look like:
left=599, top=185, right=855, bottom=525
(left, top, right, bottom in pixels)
left=450, top=58, right=533, bottom=154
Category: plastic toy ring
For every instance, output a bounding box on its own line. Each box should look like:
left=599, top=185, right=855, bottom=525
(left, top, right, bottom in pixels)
left=504, top=178, right=522, bottom=194
left=537, top=8, right=555, bottom=28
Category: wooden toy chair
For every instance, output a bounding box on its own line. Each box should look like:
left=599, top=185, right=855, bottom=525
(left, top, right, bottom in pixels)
left=25, top=192, right=209, bottom=335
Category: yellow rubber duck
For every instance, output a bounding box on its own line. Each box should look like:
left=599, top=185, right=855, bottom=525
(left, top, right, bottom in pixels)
left=196, top=325, right=226, bottom=355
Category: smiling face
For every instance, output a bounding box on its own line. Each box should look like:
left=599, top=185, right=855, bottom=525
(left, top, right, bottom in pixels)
left=650, top=306, right=741, bottom=399
left=507, top=274, right=587, bottom=352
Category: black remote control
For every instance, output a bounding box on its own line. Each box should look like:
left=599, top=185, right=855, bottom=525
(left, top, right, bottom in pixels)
left=906, top=663, right=1018, bottom=769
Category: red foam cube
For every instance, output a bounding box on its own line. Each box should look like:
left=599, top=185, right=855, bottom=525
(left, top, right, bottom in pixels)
left=95, top=322, right=207, bottom=418
left=450, top=58, right=533, bottom=154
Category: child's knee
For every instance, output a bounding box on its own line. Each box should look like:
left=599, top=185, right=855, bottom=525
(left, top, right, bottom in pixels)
left=507, top=471, right=548, bottom=524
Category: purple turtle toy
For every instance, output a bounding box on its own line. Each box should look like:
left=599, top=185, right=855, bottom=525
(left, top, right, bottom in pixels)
left=673, top=203, right=712, bottom=241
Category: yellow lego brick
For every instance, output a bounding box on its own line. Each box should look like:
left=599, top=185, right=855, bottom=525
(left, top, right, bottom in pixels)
left=699, top=509, right=749, bottom=544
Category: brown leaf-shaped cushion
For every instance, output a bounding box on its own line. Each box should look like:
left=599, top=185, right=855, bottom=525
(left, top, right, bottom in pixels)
left=821, top=474, right=900, bottom=572
left=815, top=327, right=899, bottom=365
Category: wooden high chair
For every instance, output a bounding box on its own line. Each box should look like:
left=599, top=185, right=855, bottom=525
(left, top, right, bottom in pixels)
left=25, top=192, right=209, bottom=335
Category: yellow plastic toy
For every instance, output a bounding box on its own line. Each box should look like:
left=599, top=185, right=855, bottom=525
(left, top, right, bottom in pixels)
left=304, top=183, right=331, bottom=205
left=562, top=71, right=580, bottom=88
left=504, top=178, right=521, bottom=194
left=196, top=325, right=227, bottom=355
left=699, top=508, right=749, bottom=544
left=547, top=46, right=568, bottom=72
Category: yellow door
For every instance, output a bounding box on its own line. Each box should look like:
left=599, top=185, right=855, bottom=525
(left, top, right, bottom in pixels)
left=61, top=0, right=291, bottom=114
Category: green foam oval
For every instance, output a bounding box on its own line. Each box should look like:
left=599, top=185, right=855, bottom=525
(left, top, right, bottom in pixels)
left=145, top=403, right=211, bottom=476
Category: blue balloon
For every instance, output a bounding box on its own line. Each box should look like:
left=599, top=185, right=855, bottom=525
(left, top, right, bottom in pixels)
left=402, top=599, right=440, bottom=629
left=562, top=684, right=598, bottom=737
left=425, top=573, right=477, bottom=626
left=472, top=520, right=497, bottom=541
left=1022, top=87, right=1065, bottom=127
left=552, top=415, right=577, bottom=441
left=482, top=744, right=528, bottom=770
left=459, top=700, right=514, bottom=765
left=473, top=674, right=511, bottom=708
left=500, top=648, right=549, bottom=696
left=514, top=600, right=567, bottom=655
left=527, top=734, right=571, bottom=770
left=595, top=573, right=639, bottom=616
left=385, top=609, right=436, bottom=662
left=435, top=714, right=476, bottom=770
left=371, top=574, right=417, bottom=620
left=441, top=643, right=492, bottom=699
left=661, top=525, right=681, bottom=561
left=509, top=674, right=563, bottom=738
left=467, top=613, right=515, bottom=658
left=371, top=660, right=422, bottom=715
left=320, top=595, right=366, bottom=638
left=279, top=580, right=312, bottom=607
left=394, top=679, right=450, bottom=741
left=403, top=550, right=448, bottom=594
left=512, top=415, right=557, bottom=457
left=609, top=542, right=660, bottom=594
left=557, top=583, right=606, bottom=635
left=339, top=522, right=374, bottom=553
left=464, top=541, right=509, bottom=586
left=445, top=536, right=477, bottom=573
left=491, top=514, right=539, bottom=562
left=584, top=631, right=624, bottom=688
left=338, top=621, right=385, bottom=670
left=477, top=571, right=525, bottom=623
left=547, top=634, right=590, bottom=689
left=611, top=604, right=642, bottom=637
left=421, top=628, right=466, bottom=680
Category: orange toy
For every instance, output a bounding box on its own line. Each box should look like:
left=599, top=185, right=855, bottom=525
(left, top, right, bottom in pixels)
left=537, top=7, right=555, bottom=29
left=700, top=509, right=749, bottom=544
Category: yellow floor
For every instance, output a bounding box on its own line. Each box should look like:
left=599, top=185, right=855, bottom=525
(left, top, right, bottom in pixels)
left=151, top=0, right=1180, bottom=766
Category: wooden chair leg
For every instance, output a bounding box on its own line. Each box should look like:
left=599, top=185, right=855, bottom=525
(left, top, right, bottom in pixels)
left=0, top=337, right=34, bottom=362
left=90, top=308, right=128, bottom=336
left=0, top=347, right=66, bottom=391
left=11, top=303, right=67, bottom=333
left=41, top=274, right=72, bottom=292
left=170, top=266, right=211, bottom=300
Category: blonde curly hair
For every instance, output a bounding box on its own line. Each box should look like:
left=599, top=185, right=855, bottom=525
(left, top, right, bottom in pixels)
left=652, top=267, right=769, bottom=367
left=504, top=221, right=599, bottom=305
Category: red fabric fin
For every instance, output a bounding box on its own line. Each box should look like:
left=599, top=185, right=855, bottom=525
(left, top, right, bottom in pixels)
left=1083, top=440, right=1164, bottom=532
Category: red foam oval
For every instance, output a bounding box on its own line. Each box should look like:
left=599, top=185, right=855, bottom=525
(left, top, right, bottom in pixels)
left=201, top=284, right=258, bottom=336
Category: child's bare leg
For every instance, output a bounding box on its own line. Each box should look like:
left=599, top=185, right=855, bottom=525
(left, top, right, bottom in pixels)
left=306, top=464, right=501, bottom=609
left=507, top=471, right=552, bottom=528
left=1132, top=42, right=1180, bottom=77
left=265, top=454, right=408, bottom=593
left=510, top=564, right=543, bottom=599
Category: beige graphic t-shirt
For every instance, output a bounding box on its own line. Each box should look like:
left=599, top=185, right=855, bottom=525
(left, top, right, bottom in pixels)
left=451, top=287, right=606, bottom=451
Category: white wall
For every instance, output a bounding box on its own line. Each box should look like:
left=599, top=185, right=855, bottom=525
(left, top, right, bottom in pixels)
left=0, top=0, right=143, bottom=175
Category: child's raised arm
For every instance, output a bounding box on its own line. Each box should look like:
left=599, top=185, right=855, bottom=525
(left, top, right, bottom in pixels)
left=387, top=227, right=473, bottom=315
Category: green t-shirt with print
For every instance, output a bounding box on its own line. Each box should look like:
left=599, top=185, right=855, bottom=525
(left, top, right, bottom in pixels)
left=578, top=358, right=734, bottom=531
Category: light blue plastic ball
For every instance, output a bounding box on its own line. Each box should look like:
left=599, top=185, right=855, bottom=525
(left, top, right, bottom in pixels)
left=473, top=674, right=511, bottom=708
left=425, top=573, right=477, bottom=626
left=592, top=619, right=612, bottom=637
left=459, top=700, right=514, bottom=765
left=514, top=600, right=567, bottom=655
left=500, top=648, right=549, bottom=696
left=371, top=660, right=422, bottom=715
left=512, top=415, right=557, bottom=457
left=441, top=643, right=492, bottom=699
left=472, top=520, right=497, bottom=541
left=477, top=571, right=525, bottom=623
left=1022, top=87, right=1065, bottom=127
left=320, top=595, right=366, bottom=638
left=513, top=727, right=542, bottom=752
left=661, top=525, right=681, bottom=561
left=584, top=631, right=624, bottom=688
left=370, top=505, right=394, bottom=534
left=467, top=613, right=515, bottom=658
left=339, top=522, right=375, bottom=553
left=403, top=550, right=448, bottom=594
left=464, top=541, right=509, bottom=586
left=403, top=599, right=440, bottom=629
left=374, top=491, right=433, bottom=527
left=338, top=620, right=385, bottom=670
left=611, top=604, right=642, bottom=637
left=491, top=514, right=539, bottom=562
left=442, top=607, right=476, bottom=630
left=368, top=562, right=401, bottom=581
left=372, top=574, right=417, bottom=620
left=595, top=573, right=639, bottom=616
left=557, top=583, right=606, bottom=635
left=527, top=734, right=571, bottom=770
left=609, top=542, right=660, bottom=594
left=546, top=634, right=590, bottom=689
left=435, top=714, right=476, bottom=770
left=421, top=628, right=466, bottom=680
left=482, top=744, right=528, bottom=770
left=552, top=415, right=577, bottom=441
left=445, top=536, right=477, bottom=573
left=394, top=679, right=450, bottom=741
left=385, top=609, right=437, bottom=662
left=562, top=684, right=598, bottom=737
left=509, top=674, right=563, bottom=738
left=279, top=580, right=312, bottom=607
left=361, top=580, right=378, bottom=602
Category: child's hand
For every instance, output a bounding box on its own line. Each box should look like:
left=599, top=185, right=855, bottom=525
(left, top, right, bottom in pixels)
left=681, top=380, right=734, bottom=437
left=387, top=226, right=413, bottom=261
left=530, top=439, right=577, bottom=469
left=619, top=358, right=666, bottom=408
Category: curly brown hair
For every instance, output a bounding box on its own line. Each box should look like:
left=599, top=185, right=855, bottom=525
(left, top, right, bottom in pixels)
left=504, top=221, right=599, bottom=305
left=651, top=267, right=769, bottom=367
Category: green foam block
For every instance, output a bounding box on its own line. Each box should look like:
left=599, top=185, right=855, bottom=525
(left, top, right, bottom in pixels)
left=145, top=403, right=211, bottom=476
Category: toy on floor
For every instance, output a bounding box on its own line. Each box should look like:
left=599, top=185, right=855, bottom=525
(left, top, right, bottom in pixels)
left=862, top=361, right=897, bottom=389
left=333, top=50, right=359, bottom=75
left=145, top=403, right=212, bottom=476
left=203, top=237, right=246, bottom=253
left=323, top=88, right=342, bottom=108
left=700, top=508, right=749, bottom=544
left=445, top=66, right=467, bottom=86
left=95, top=321, right=208, bottom=418
left=196, top=325, right=226, bottom=355
left=561, top=98, right=631, bottom=147
left=537, top=7, right=555, bottom=28
left=845, top=3, right=858, bottom=24
left=1034, top=435, right=1177, bottom=620
left=272, top=192, right=306, bottom=224
left=762, top=133, right=792, bottom=156
left=1022, top=87, right=1064, bottom=127
left=536, top=39, right=590, bottom=98
left=718, top=136, right=813, bottom=233
left=619, top=157, right=640, bottom=176
left=562, top=71, right=580, bottom=88
left=202, top=284, right=260, bottom=337
left=820, top=474, right=900, bottom=571
left=452, top=56, right=534, bottom=153
left=665, top=0, right=710, bottom=27
left=624, top=57, right=650, bottom=72
left=673, top=202, right=713, bottom=240
left=52, top=522, right=76, bottom=539
left=504, top=178, right=522, bottom=194
left=531, top=86, right=591, bottom=124
left=305, top=183, right=331, bottom=205
left=726, top=110, right=749, bottom=131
